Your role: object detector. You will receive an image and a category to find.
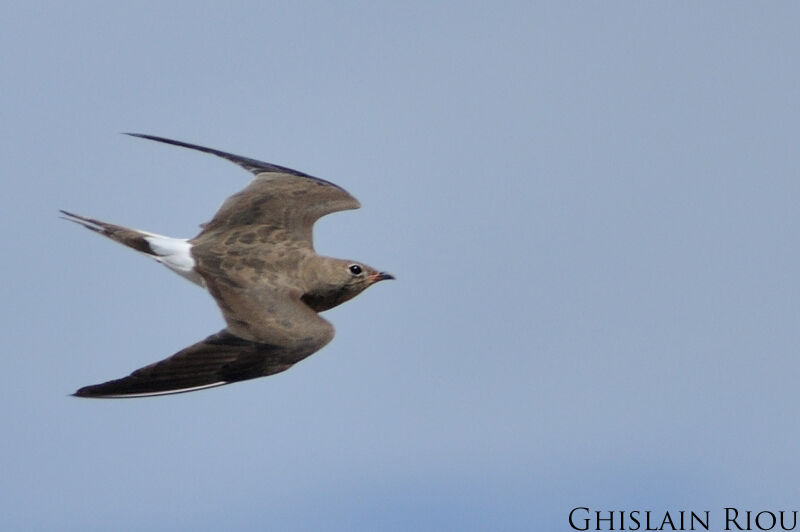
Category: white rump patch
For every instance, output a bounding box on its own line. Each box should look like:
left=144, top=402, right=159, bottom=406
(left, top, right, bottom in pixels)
left=143, top=235, right=205, bottom=287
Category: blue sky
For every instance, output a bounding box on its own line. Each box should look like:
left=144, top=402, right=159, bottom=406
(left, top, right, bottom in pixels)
left=3, top=2, right=800, bottom=530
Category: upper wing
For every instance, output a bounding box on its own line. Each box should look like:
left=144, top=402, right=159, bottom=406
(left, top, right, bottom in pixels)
left=195, top=172, right=360, bottom=248
left=125, top=133, right=316, bottom=177
left=126, top=133, right=361, bottom=248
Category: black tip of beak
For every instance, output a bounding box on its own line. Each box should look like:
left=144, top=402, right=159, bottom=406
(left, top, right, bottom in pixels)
left=376, top=272, right=395, bottom=281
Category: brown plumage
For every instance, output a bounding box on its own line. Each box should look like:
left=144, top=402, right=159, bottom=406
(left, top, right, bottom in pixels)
left=63, top=134, right=393, bottom=398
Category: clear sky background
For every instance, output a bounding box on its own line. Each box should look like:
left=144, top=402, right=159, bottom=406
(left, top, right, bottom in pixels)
left=3, top=2, right=799, bottom=531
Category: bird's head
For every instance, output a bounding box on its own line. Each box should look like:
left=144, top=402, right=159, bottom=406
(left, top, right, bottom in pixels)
left=302, top=258, right=394, bottom=312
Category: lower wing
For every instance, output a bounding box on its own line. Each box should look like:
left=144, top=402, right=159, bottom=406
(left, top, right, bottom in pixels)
left=73, top=330, right=297, bottom=398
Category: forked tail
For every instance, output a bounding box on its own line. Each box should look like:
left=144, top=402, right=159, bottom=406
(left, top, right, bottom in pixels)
left=59, top=210, right=202, bottom=286
left=60, top=210, right=159, bottom=255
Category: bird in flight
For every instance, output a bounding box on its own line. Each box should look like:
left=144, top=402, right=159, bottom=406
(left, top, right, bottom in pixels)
left=62, top=134, right=393, bottom=398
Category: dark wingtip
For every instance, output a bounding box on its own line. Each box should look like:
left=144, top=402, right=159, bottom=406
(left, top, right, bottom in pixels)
left=123, top=132, right=163, bottom=143
left=72, top=386, right=97, bottom=398
left=122, top=132, right=167, bottom=142
left=121, top=132, right=322, bottom=180
left=122, top=132, right=193, bottom=146
left=72, top=384, right=127, bottom=399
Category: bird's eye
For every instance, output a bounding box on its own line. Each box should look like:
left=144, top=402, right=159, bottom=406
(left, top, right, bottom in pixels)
left=348, top=264, right=363, bottom=275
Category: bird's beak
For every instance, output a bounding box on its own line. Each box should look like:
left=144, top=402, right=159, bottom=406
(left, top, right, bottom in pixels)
left=370, top=271, right=395, bottom=283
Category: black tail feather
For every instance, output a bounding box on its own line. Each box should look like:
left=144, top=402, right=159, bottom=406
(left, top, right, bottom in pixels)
left=59, top=210, right=155, bottom=255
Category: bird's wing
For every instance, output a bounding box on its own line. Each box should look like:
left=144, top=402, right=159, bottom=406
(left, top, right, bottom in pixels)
left=74, top=330, right=290, bottom=398
left=126, top=133, right=361, bottom=249
left=194, top=172, right=360, bottom=249
left=125, top=133, right=315, bottom=177
left=74, top=291, right=334, bottom=398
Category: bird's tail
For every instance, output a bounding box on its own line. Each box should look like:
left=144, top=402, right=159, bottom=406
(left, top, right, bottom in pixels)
left=60, top=210, right=162, bottom=255
left=59, top=210, right=201, bottom=285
